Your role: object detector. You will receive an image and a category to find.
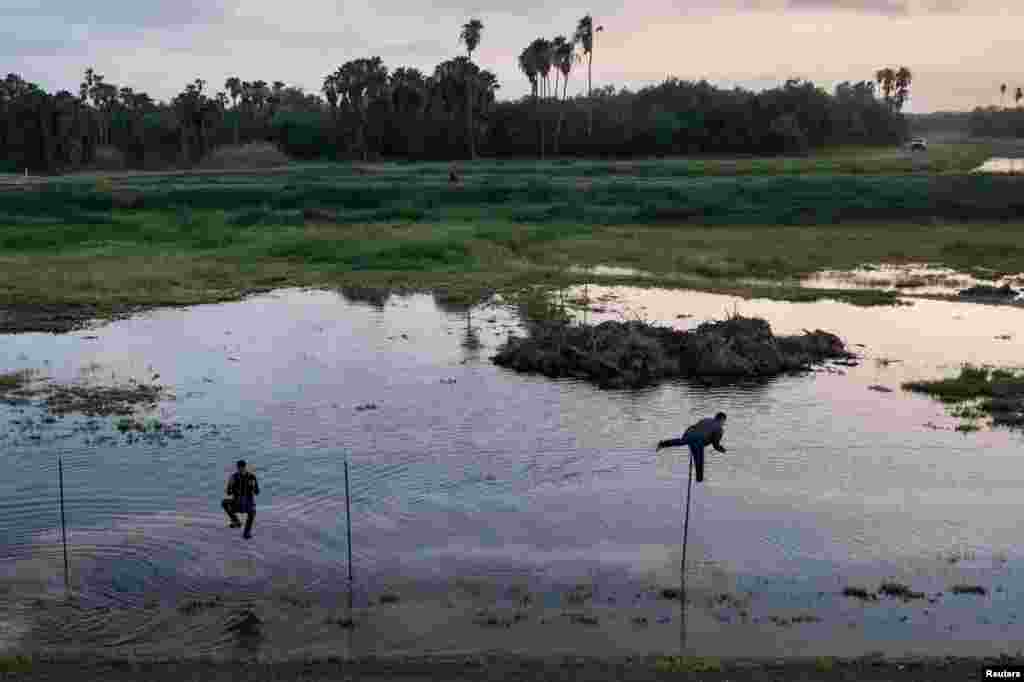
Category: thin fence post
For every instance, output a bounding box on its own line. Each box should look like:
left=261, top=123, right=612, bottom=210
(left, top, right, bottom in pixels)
left=680, top=451, right=694, bottom=655
left=345, top=454, right=353, bottom=611
left=58, top=457, right=69, bottom=595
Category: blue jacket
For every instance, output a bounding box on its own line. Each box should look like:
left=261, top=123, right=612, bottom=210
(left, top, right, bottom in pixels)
left=658, top=417, right=725, bottom=451
left=227, top=471, right=260, bottom=502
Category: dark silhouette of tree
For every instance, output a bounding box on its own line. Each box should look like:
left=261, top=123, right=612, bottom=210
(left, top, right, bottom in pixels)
left=575, top=14, right=604, bottom=137
left=459, top=18, right=484, bottom=160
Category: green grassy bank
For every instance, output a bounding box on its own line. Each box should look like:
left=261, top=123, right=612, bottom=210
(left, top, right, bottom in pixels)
left=1, top=149, right=1024, bottom=325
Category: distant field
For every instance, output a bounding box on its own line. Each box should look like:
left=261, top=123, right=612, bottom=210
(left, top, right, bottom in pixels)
left=0, top=139, right=1004, bottom=186
left=1, top=140, right=1023, bottom=326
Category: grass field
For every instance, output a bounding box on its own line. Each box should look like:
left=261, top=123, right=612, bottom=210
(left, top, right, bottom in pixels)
left=1, top=142, right=1024, bottom=323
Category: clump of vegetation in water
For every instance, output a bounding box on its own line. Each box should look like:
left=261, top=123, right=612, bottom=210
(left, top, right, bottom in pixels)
left=842, top=586, right=878, bottom=601
left=878, top=582, right=925, bottom=600
left=903, top=364, right=1024, bottom=428
left=0, top=369, right=38, bottom=405
left=493, top=312, right=852, bottom=389
left=951, top=584, right=987, bottom=596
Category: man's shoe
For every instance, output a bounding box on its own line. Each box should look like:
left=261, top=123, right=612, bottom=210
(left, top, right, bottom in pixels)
left=243, top=532, right=252, bottom=539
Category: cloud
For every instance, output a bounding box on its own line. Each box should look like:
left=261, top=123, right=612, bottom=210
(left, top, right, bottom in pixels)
left=5, top=0, right=233, bottom=29
left=786, top=0, right=911, bottom=13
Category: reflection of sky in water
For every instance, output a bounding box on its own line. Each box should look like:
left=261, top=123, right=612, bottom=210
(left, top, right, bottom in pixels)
left=974, top=157, right=1024, bottom=174
left=800, top=262, right=1024, bottom=298
left=1, top=287, right=1023, bottom=641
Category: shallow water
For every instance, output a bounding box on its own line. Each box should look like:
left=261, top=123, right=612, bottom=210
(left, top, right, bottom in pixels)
left=801, top=263, right=1024, bottom=298
left=2, top=286, right=1024, bottom=658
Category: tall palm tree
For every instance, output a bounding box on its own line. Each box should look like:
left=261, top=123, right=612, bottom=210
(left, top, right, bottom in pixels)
left=893, top=66, right=912, bottom=112
left=459, top=18, right=484, bottom=160
left=553, top=36, right=577, bottom=154
left=533, top=38, right=553, bottom=100
left=224, top=77, right=242, bottom=144
left=459, top=19, right=483, bottom=57
left=1016, top=87, right=1023, bottom=109
left=390, top=67, right=428, bottom=156
left=225, top=77, right=241, bottom=108
left=575, top=14, right=604, bottom=137
left=322, top=73, right=340, bottom=118
left=1001, top=83, right=1008, bottom=109
left=874, top=67, right=897, bottom=110
left=518, top=43, right=543, bottom=158
left=518, top=45, right=539, bottom=98
left=336, top=57, right=389, bottom=161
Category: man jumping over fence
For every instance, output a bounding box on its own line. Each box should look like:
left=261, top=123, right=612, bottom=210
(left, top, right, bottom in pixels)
left=222, top=459, right=259, bottom=539
left=656, top=412, right=727, bottom=483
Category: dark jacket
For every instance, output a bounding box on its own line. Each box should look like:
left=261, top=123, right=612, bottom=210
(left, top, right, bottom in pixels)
left=683, top=417, right=725, bottom=450
left=658, top=417, right=725, bottom=451
left=227, top=471, right=260, bottom=501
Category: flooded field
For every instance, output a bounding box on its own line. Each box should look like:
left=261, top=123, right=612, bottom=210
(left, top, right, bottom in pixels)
left=2, top=285, right=1024, bottom=661
left=800, top=263, right=1024, bottom=299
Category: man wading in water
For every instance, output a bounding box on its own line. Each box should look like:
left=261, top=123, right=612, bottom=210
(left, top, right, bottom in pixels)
left=222, top=459, right=260, bottom=539
left=656, top=412, right=727, bottom=482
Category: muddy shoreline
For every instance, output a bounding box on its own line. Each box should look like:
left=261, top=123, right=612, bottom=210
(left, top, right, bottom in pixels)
left=3, top=653, right=1016, bottom=681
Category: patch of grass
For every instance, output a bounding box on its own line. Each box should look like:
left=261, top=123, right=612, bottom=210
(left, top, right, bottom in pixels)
left=654, top=656, right=723, bottom=673
left=0, top=655, right=33, bottom=673
left=842, top=586, right=878, bottom=601
left=878, top=582, right=926, bottom=600
left=903, top=364, right=1024, bottom=402
left=6, top=155, right=1024, bottom=326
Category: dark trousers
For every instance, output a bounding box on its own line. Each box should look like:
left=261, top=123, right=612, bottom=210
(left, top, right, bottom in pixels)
left=658, top=433, right=707, bottom=482
left=222, top=499, right=255, bottom=534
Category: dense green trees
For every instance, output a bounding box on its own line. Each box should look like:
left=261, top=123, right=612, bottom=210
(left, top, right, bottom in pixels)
left=2, top=18, right=914, bottom=173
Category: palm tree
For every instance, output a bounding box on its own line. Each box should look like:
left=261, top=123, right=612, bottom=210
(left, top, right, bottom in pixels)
left=518, top=42, right=543, bottom=158
left=322, top=73, right=340, bottom=118
left=459, top=18, right=483, bottom=57
left=1001, top=83, right=1008, bottom=109
left=1016, top=87, right=1023, bottom=109
left=553, top=36, right=578, bottom=154
left=225, top=77, right=241, bottom=108
left=575, top=14, right=604, bottom=137
left=550, top=36, right=568, bottom=100
left=336, top=57, right=389, bottom=161
left=224, top=77, right=242, bottom=144
left=874, top=67, right=897, bottom=110
left=893, top=66, right=912, bottom=112
left=390, top=67, right=428, bottom=156
left=518, top=44, right=539, bottom=99
left=525, top=38, right=551, bottom=100
left=459, top=18, right=484, bottom=160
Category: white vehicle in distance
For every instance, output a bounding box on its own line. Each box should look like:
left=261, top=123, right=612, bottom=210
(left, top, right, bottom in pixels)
left=907, top=137, right=928, bottom=151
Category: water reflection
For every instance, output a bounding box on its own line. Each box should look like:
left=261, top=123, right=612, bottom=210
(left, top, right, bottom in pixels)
left=2, top=286, right=1024, bottom=659
left=801, top=263, right=1024, bottom=298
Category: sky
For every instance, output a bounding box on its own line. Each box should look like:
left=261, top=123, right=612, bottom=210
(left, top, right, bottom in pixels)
left=1, top=0, right=1017, bottom=113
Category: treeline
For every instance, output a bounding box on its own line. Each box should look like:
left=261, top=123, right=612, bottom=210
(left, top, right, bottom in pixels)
left=2, top=34, right=910, bottom=173
left=968, top=106, right=1024, bottom=138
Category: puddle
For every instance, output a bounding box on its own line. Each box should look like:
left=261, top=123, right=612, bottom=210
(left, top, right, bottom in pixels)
left=2, top=286, right=1024, bottom=660
left=800, top=263, right=1024, bottom=300
left=972, top=157, right=1024, bottom=174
